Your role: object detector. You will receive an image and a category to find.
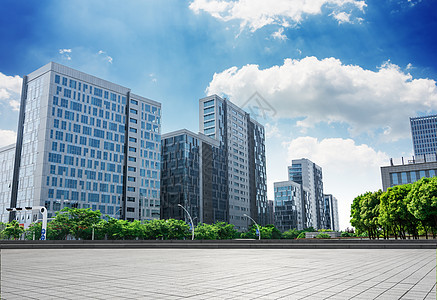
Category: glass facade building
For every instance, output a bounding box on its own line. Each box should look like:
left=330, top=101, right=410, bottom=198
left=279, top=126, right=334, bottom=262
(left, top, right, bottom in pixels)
left=410, top=115, right=437, bottom=156
left=199, top=95, right=268, bottom=230
left=6, top=62, right=161, bottom=222
left=160, top=129, right=227, bottom=224
left=323, top=194, right=339, bottom=231
left=274, top=181, right=308, bottom=231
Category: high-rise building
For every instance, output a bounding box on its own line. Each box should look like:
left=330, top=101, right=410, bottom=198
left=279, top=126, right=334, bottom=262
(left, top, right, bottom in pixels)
left=380, top=156, right=437, bottom=191
left=198, top=95, right=267, bottom=230
left=288, top=158, right=324, bottom=229
left=160, top=129, right=227, bottom=224
left=5, top=62, right=161, bottom=223
left=410, top=114, right=437, bottom=157
left=274, top=180, right=309, bottom=231
left=323, top=194, right=339, bottom=231
left=0, top=144, right=15, bottom=223
left=273, top=158, right=335, bottom=231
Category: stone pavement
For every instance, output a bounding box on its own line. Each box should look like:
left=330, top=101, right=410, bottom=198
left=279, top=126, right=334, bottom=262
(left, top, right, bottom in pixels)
left=1, top=249, right=435, bottom=299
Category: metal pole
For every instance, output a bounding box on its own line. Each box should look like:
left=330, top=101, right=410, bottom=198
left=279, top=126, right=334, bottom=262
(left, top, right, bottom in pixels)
left=92, top=226, right=95, bottom=240
left=178, top=204, right=194, bottom=240
left=244, top=214, right=261, bottom=240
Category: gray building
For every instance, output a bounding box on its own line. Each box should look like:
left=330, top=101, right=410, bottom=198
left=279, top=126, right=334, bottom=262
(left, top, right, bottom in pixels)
left=410, top=114, right=437, bottom=156
left=5, top=62, right=161, bottom=223
left=323, top=194, right=339, bottom=231
left=160, top=129, right=227, bottom=224
left=274, top=180, right=309, bottom=231
left=0, top=144, right=15, bottom=223
left=199, top=95, right=267, bottom=230
left=288, top=158, right=325, bottom=229
left=381, top=156, right=437, bottom=191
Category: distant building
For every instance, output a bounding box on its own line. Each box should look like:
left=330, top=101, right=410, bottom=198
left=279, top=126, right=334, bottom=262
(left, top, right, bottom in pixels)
left=274, top=180, right=309, bottom=231
left=288, top=159, right=325, bottom=229
left=274, top=158, right=338, bottom=232
left=265, top=200, right=275, bottom=226
left=323, top=194, right=339, bottom=231
left=381, top=156, right=437, bottom=191
left=198, top=95, right=267, bottom=230
left=410, top=114, right=437, bottom=156
left=160, top=129, right=227, bottom=225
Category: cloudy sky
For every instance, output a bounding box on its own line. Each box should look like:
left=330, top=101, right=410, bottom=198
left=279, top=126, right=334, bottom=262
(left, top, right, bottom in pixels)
left=1, top=0, right=436, bottom=229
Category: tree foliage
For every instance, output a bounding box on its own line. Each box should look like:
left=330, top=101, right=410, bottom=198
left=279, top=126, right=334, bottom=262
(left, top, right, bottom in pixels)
left=351, top=178, right=437, bottom=239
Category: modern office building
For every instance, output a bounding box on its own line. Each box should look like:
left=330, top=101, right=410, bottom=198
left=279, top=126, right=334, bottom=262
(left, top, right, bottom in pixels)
left=288, top=158, right=325, bottom=229
left=160, top=129, right=227, bottom=224
left=273, top=158, right=336, bottom=231
left=410, top=114, right=437, bottom=156
left=0, top=144, right=15, bottom=223
left=380, top=156, right=437, bottom=191
left=5, top=62, right=161, bottom=223
left=198, top=95, right=267, bottom=230
left=274, top=180, right=309, bottom=231
left=323, top=194, right=339, bottom=231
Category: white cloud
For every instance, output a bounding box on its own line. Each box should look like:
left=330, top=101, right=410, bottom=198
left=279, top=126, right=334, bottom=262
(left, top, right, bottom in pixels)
left=332, top=11, right=351, bottom=24
left=0, top=72, right=22, bottom=111
left=283, top=136, right=388, bottom=229
left=206, top=56, right=437, bottom=141
left=0, top=129, right=17, bottom=148
left=59, top=48, right=72, bottom=60
left=97, top=50, right=113, bottom=64
left=189, top=0, right=367, bottom=31
left=265, top=123, right=281, bottom=138
left=271, top=28, right=287, bottom=40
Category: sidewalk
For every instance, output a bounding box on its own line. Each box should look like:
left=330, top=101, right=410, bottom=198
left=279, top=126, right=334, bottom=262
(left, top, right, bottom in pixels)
left=1, top=248, right=436, bottom=299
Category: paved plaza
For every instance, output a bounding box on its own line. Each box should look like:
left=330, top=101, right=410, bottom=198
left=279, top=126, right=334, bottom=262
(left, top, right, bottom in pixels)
left=1, top=248, right=435, bottom=299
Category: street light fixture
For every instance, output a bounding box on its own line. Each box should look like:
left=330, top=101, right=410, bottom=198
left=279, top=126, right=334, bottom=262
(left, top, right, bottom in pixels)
left=178, top=204, right=194, bottom=240
left=6, top=206, right=48, bottom=240
left=243, top=213, right=261, bottom=241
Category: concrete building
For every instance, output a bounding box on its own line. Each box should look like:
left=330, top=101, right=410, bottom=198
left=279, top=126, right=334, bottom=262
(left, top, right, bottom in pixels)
left=381, top=156, right=437, bottom=191
left=288, top=159, right=325, bottom=229
left=410, top=114, right=437, bottom=156
left=323, top=194, right=340, bottom=231
left=199, top=95, right=267, bottom=230
left=5, top=62, right=161, bottom=223
left=160, top=129, right=227, bottom=225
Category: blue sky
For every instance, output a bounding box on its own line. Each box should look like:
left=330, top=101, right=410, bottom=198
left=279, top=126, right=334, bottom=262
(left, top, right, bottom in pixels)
left=1, top=0, right=436, bottom=229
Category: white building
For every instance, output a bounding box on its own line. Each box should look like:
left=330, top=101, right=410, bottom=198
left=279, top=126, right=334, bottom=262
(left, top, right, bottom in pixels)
left=5, top=62, right=161, bottom=223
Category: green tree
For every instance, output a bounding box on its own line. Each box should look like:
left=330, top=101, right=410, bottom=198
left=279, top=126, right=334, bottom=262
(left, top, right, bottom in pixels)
left=2, top=220, right=25, bottom=240
left=194, top=223, right=219, bottom=240
left=350, top=194, right=367, bottom=236
left=360, top=190, right=382, bottom=239
left=282, top=229, right=301, bottom=239
left=25, top=222, right=42, bottom=240
left=407, top=177, right=437, bottom=238
left=296, top=232, right=306, bottom=239
left=213, top=222, right=238, bottom=240
left=379, top=184, right=418, bottom=239
left=48, top=208, right=102, bottom=240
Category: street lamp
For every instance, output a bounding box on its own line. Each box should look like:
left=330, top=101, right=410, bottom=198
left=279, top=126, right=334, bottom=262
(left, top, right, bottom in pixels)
left=6, top=206, right=48, bottom=240
left=178, top=204, right=194, bottom=240
left=243, top=213, right=261, bottom=241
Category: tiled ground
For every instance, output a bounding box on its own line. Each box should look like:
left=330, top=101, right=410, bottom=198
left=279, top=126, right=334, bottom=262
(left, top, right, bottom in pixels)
left=1, top=249, right=435, bottom=299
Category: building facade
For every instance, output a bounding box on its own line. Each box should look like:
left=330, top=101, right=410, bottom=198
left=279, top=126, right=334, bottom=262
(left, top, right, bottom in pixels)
left=160, top=129, right=227, bottom=225
left=323, top=194, right=339, bottom=231
left=381, top=156, right=437, bottom=191
left=410, top=114, right=437, bottom=156
left=198, top=95, right=267, bottom=230
left=6, top=62, right=161, bottom=222
left=288, top=158, right=324, bottom=229
left=0, top=144, right=15, bottom=223
left=274, top=180, right=309, bottom=231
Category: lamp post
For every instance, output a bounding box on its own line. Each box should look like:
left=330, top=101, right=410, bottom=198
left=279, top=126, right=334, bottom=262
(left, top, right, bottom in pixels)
left=6, top=206, right=48, bottom=240
left=243, top=213, right=261, bottom=240
left=178, top=204, right=194, bottom=240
